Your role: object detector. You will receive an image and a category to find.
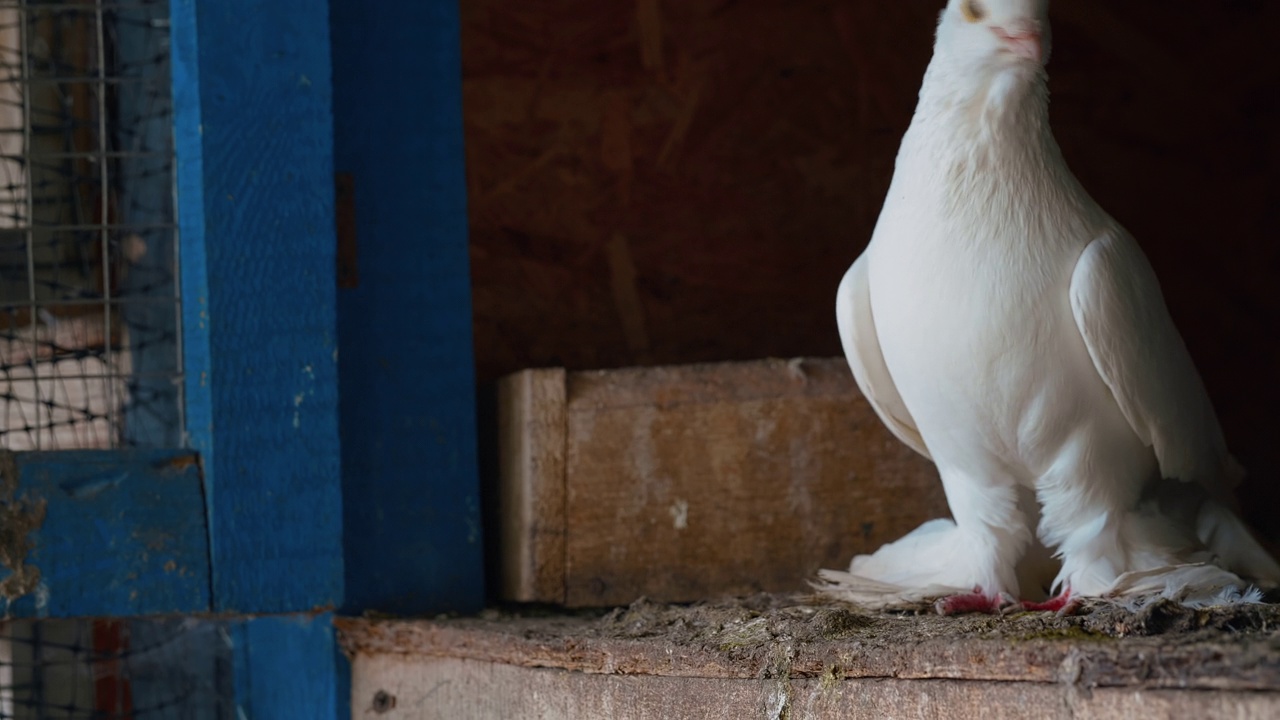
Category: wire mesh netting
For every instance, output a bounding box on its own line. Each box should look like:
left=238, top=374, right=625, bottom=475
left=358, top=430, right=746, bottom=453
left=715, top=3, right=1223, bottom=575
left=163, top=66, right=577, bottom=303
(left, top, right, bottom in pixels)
left=0, top=1, right=207, bottom=716
left=0, top=619, right=233, bottom=719
left=0, top=0, right=182, bottom=451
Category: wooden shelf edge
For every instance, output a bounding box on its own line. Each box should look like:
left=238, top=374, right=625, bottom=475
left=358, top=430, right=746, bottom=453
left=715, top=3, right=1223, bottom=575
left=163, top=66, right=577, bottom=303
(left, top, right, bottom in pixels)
left=336, top=596, right=1280, bottom=693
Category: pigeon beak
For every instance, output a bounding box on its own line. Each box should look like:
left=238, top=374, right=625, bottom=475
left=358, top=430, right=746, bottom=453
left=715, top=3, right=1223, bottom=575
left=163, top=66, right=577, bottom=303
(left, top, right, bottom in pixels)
left=993, top=26, right=1044, bottom=65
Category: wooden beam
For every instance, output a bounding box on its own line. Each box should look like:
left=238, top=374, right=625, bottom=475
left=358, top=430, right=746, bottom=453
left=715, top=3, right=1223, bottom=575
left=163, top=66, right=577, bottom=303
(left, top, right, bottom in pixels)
left=171, top=0, right=344, bottom=614
left=497, top=368, right=567, bottom=602
left=0, top=450, right=209, bottom=617
left=229, top=613, right=343, bottom=720
left=496, top=358, right=948, bottom=606
left=348, top=656, right=1280, bottom=720
left=330, top=0, right=484, bottom=615
left=340, top=602, right=1280, bottom=720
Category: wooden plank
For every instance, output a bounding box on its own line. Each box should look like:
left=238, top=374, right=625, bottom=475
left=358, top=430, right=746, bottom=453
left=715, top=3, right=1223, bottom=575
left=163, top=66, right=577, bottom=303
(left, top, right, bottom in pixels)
left=0, top=450, right=209, bottom=617
left=170, top=0, right=344, bottom=613
left=229, top=613, right=342, bottom=720
left=340, top=589, right=1280, bottom=712
left=497, top=368, right=567, bottom=602
left=496, top=357, right=948, bottom=606
left=340, top=599, right=1280, bottom=718
left=169, top=0, right=211, bottom=465
left=329, top=0, right=484, bottom=616
left=337, top=600, right=1280, bottom=692
left=348, top=655, right=1280, bottom=720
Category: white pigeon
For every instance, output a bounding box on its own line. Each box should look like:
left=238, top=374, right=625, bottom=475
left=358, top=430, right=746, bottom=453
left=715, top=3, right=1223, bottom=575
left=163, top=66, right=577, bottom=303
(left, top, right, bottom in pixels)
left=821, top=0, right=1279, bottom=613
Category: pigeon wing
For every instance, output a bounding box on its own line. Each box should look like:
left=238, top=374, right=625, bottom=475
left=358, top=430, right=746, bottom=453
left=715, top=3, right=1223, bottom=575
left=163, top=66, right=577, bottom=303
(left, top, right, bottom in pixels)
left=836, top=252, right=931, bottom=460
left=1068, top=231, right=1235, bottom=491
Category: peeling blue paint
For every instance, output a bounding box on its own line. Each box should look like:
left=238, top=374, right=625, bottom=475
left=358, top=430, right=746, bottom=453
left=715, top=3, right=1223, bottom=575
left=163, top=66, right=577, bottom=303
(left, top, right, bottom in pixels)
left=1, top=450, right=209, bottom=618
left=58, top=471, right=129, bottom=500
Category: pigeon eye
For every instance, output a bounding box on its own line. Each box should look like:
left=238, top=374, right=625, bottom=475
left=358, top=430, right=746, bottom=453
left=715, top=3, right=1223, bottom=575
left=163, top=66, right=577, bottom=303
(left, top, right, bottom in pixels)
left=960, top=0, right=986, bottom=22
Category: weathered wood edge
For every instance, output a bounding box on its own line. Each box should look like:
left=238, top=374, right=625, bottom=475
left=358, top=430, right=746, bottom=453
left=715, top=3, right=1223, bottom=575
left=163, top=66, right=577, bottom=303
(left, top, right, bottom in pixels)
left=566, top=357, right=855, bottom=410
left=334, top=615, right=1280, bottom=693
left=497, top=368, right=568, bottom=603
left=350, top=655, right=1280, bottom=720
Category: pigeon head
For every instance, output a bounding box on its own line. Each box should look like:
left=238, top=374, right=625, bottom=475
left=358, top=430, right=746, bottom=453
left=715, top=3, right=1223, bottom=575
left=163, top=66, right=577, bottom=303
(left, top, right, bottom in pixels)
left=920, top=0, right=1053, bottom=115
left=935, top=0, right=1052, bottom=70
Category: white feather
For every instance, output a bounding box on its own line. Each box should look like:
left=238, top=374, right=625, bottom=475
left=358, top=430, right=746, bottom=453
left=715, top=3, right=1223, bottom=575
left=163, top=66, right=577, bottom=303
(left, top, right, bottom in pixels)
left=1069, top=233, right=1237, bottom=491
left=835, top=254, right=930, bottom=459
left=825, top=0, right=1278, bottom=610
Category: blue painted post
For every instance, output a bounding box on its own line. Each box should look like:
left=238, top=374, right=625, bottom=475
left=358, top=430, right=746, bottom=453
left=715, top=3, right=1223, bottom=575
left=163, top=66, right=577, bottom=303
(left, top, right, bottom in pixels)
left=171, top=0, right=346, bottom=715
left=330, top=0, right=485, bottom=614
left=170, top=0, right=343, bottom=614
left=228, top=613, right=342, bottom=720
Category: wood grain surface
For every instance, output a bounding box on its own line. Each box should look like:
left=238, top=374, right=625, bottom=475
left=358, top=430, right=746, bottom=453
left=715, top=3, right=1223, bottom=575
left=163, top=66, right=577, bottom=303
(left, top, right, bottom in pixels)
left=498, top=358, right=948, bottom=606
left=340, top=598, right=1280, bottom=719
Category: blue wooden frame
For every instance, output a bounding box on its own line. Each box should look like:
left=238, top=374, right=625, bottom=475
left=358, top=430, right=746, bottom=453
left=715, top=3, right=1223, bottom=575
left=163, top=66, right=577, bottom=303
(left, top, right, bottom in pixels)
left=172, top=0, right=347, bottom=716
left=330, top=0, right=485, bottom=616
left=172, top=0, right=345, bottom=615
left=0, top=0, right=482, bottom=716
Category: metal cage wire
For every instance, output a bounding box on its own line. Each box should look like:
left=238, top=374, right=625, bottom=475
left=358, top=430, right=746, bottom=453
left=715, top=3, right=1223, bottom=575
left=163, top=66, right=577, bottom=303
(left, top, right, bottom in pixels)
left=0, top=2, right=189, bottom=712
left=0, top=0, right=182, bottom=451
left=0, top=618, right=234, bottom=719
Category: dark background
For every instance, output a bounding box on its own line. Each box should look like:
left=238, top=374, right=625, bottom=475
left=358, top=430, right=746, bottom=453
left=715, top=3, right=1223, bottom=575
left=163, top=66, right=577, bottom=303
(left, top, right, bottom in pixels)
left=461, top=1, right=1280, bottom=540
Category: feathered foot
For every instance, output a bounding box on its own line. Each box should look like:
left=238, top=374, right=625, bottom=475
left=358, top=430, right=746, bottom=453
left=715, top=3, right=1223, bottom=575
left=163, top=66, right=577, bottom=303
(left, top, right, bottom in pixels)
left=1103, top=563, right=1267, bottom=608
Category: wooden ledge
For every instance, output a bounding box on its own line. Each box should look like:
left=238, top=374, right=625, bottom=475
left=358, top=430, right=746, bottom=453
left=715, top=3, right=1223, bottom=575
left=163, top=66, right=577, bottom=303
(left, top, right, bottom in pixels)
left=339, top=595, right=1280, bottom=719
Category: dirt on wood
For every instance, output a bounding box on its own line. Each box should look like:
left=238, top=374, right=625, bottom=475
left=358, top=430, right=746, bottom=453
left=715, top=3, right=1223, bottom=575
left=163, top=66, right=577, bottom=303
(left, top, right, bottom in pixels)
left=342, top=591, right=1280, bottom=693
left=510, top=592, right=1280, bottom=657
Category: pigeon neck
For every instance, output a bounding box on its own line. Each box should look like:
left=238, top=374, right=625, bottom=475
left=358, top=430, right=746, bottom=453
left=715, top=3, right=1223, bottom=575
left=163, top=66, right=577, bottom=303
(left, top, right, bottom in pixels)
left=913, top=55, right=1051, bottom=146
left=896, top=57, right=1077, bottom=226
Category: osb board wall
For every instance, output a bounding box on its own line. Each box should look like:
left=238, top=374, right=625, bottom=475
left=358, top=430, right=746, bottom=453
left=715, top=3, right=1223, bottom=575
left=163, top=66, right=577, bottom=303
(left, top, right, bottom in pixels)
left=462, top=1, right=1280, bottom=538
